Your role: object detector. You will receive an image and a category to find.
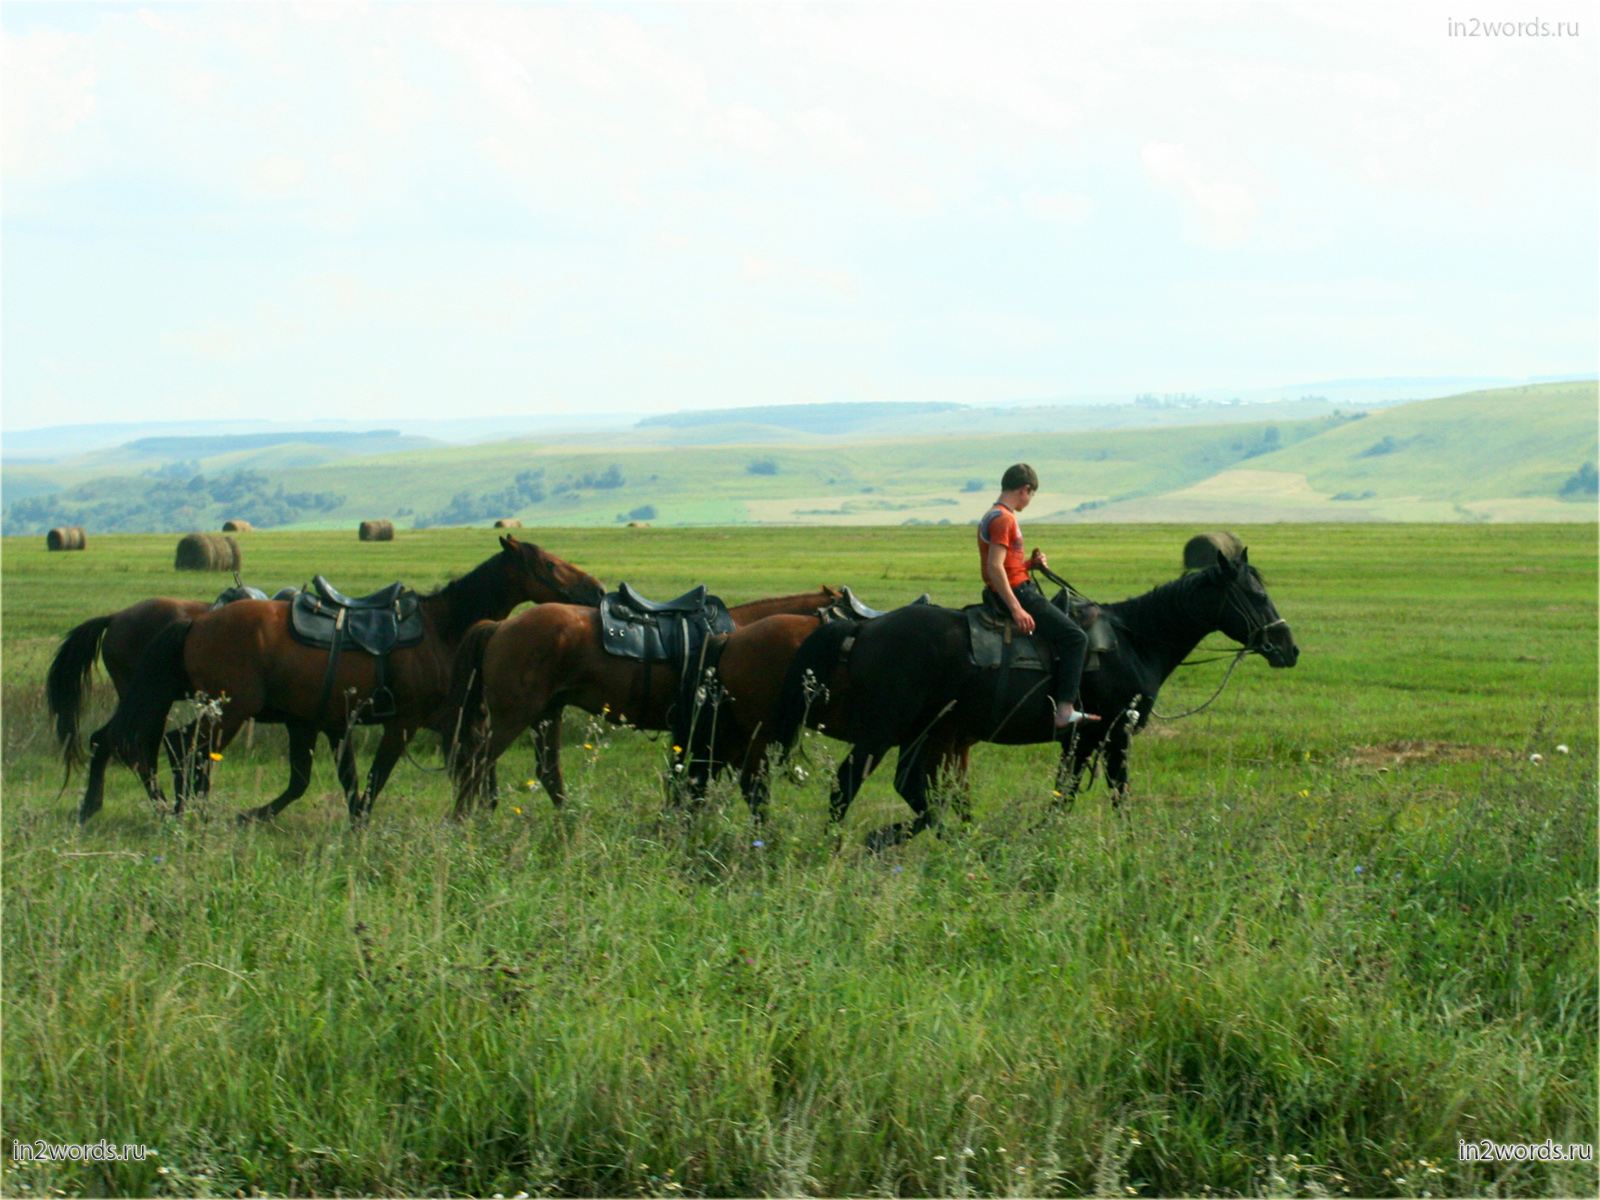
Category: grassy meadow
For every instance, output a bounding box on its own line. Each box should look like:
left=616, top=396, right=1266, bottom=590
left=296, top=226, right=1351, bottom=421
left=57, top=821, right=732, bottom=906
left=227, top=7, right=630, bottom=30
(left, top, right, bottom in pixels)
left=1, top=524, right=1596, bottom=1197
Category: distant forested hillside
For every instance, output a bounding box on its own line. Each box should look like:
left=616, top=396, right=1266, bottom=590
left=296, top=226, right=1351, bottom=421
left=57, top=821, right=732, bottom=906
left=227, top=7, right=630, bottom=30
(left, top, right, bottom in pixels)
left=4, top=382, right=1593, bottom=534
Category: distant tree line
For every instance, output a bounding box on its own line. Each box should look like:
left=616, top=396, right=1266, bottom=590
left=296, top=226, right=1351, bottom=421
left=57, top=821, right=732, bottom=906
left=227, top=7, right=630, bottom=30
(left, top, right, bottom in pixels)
left=412, top=465, right=628, bottom=528
left=1560, top=462, right=1597, bottom=498
left=1, top=468, right=344, bottom=536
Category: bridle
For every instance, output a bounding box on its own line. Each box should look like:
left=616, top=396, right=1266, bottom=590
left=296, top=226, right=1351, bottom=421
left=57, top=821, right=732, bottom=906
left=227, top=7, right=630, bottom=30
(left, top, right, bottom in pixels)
left=1152, top=568, right=1287, bottom=722
left=1217, top=567, right=1288, bottom=657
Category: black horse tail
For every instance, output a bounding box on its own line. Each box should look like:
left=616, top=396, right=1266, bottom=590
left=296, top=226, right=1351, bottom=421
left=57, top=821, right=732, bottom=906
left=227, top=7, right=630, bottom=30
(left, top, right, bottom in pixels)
left=771, top=619, right=858, bottom=760
left=99, top=619, right=193, bottom=769
left=46, top=613, right=112, bottom=770
left=671, top=632, right=731, bottom=790
left=444, top=620, right=500, bottom=782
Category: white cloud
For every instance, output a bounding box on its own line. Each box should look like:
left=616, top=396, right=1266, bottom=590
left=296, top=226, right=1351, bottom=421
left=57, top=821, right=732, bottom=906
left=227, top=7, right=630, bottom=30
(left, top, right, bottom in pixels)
left=1, top=27, right=97, bottom=177
left=1020, top=187, right=1093, bottom=224
left=1141, top=142, right=1262, bottom=245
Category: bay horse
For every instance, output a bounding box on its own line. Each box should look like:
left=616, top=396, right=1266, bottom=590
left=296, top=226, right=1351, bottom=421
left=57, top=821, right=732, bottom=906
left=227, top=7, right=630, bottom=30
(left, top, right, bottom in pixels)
left=79, top=537, right=604, bottom=825
left=46, top=586, right=364, bottom=807
left=768, top=549, right=1299, bottom=847
left=445, top=587, right=847, bottom=814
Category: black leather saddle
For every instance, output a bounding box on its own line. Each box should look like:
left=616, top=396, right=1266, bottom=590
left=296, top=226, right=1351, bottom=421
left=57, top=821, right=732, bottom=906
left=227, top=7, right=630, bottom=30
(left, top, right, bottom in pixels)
left=600, top=582, right=734, bottom=664
left=819, top=587, right=934, bottom=623
left=615, top=581, right=712, bottom=614
left=313, top=576, right=406, bottom=609
left=964, top=592, right=1115, bottom=673
left=289, top=574, right=425, bottom=721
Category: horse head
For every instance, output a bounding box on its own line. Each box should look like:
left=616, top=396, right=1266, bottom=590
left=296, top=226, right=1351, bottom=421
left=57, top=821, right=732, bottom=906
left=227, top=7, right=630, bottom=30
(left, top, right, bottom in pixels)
left=500, top=535, right=606, bottom=607
left=1208, top=547, right=1299, bottom=667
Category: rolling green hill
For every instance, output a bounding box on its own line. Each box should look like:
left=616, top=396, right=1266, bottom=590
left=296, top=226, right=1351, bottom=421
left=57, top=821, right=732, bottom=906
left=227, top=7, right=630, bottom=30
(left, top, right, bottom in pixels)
left=4, top=382, right=1593, bottom=535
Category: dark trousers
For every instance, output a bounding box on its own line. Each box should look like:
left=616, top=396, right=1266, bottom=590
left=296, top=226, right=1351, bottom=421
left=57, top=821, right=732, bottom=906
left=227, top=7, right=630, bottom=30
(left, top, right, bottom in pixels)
left=986, top=580, right=1089, bottom=708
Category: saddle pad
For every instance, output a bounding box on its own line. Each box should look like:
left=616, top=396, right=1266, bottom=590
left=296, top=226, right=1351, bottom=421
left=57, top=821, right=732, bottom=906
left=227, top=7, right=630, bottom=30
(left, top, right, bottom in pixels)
left=600, top=587, right=733, bottom=663
left=289, top=588, right=424, bottom=657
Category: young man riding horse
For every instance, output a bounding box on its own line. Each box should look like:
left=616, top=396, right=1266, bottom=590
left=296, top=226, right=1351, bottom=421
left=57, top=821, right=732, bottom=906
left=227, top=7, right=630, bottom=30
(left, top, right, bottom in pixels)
left=979, top=463, right=1098, bottom=729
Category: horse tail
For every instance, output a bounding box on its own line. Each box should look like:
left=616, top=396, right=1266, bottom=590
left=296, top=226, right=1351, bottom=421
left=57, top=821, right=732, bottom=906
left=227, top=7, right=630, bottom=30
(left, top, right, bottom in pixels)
left=46, top=614, right=113, bottom=770
left=444, top=620, right=500, bottom=782
left=671, top=632, right=730, bottom=788
left=100, top=619, right=192, bottom=770
left=771, top=619, right=858, bottom=760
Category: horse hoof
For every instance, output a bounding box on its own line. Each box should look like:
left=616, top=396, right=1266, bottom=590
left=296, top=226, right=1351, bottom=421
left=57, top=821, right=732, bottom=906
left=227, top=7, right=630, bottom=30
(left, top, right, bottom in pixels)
left=864, top=822, right=913, bottom=853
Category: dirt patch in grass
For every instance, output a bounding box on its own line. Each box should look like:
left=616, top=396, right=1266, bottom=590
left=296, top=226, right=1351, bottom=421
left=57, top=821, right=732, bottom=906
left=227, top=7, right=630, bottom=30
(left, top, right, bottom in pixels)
left=1341, top=740, right=1509, bottom=769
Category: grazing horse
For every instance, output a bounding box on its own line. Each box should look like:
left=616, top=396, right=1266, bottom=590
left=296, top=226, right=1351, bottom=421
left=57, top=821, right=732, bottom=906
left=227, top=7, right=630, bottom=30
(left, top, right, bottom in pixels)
left=769, top=550, right=1299, bottom=847
left=79, top=538, right=604, bottom=825
left=445, top=587, right=848, bottom=813
left=45, top=585, right=363, bottom=805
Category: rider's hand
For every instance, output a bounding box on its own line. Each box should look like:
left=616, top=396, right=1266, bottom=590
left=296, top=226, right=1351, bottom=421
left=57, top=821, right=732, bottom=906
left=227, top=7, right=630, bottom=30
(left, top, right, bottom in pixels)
left=1028, top=548, right=1048, bottom=571
left=1012, top=606, right=1036, bottom=634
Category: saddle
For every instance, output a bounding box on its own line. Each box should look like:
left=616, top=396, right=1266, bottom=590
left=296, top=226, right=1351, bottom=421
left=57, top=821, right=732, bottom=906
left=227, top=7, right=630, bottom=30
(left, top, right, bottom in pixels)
left=818, top=586, right=934, bottom=623
left=599, top=582, right=734, bottom=664
left=964, top=591, right=1116, bottom=672
left=289, top=574, right=425, bottom=721
left=209, top=581, right=269, bottom=609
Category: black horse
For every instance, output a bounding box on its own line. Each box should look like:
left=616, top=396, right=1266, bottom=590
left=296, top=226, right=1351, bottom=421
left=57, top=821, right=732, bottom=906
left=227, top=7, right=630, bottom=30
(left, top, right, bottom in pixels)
left=770, top=549, right=1299, bottom=847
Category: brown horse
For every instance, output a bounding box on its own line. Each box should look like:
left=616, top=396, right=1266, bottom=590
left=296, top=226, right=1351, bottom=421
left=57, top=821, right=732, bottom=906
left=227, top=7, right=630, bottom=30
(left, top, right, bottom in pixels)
left=445, top=588, right=846, bottom=813
left=668, top=612, right=857, bottom=814
left=80, top=537, right=604, bottom=825
left=46, top=587, right=365, bottom=806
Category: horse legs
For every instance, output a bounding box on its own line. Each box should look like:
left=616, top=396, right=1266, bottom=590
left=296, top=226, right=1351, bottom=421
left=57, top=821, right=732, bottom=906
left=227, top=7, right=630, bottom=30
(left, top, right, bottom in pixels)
left=79, top=733, right=121, bottom=824
left=828, top=737, right=892, bottom=831
left=350, top=724, right=408, bottom=825
left=238, top=721, right=318, bottom=824
left=330, top=732, right=360, bottom=809
left=533, top=713, right=567, bottom=809
left=1103, top=721, right=1133, bottom=811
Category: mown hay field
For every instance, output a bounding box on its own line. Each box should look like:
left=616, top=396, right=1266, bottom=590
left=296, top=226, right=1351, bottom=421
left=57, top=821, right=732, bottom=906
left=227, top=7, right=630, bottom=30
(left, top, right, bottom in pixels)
left=2, top=524, right=1595, bottom=1198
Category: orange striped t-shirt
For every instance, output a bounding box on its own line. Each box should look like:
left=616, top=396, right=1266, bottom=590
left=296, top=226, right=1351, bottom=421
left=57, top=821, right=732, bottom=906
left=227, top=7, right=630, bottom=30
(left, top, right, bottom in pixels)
left=977, top=504, right=1028, bottom=590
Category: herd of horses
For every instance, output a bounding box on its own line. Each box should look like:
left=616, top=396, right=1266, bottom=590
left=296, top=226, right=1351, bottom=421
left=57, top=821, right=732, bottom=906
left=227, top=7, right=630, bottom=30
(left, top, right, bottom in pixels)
left=47, top=533, right=1299, bottom=846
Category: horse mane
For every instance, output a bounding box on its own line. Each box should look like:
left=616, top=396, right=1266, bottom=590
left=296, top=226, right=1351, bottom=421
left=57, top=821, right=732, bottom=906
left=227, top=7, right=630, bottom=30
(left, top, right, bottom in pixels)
left=425, top=550, right=514, bottom=641
left=1102, top=569, right=1212, bottom=639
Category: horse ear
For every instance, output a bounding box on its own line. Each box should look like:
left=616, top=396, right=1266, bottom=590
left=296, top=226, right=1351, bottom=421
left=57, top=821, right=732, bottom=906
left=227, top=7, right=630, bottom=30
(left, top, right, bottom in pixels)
left=1215, top=548, right=1231, bottom=572
left=1239, top=546, right=1249, bottom=565
left=499, top=534, right=516, bottom=552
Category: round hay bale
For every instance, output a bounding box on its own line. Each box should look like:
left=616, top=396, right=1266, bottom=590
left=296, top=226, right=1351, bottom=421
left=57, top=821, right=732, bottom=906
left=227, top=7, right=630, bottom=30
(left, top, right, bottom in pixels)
left=222, top=519, right=254, bottom=533
left=175, top=532, right=241, bottom=572
left=1183, top=530, right=1244, bottom=571
left=627, top=521, right=651, bottom=529
left=493, top=518, right=522, bottom=529
left=46, top=526, right=87, bottom=551
left=359, top=519, right=395, bottom=542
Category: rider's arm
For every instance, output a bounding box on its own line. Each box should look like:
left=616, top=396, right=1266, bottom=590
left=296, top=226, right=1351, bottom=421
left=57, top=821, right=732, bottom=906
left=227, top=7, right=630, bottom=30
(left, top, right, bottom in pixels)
left=987, top=541, right=1034, bottom=632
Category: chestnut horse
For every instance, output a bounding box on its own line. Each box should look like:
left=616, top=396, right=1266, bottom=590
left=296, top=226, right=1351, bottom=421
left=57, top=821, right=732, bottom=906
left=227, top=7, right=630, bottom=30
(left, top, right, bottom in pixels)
left=46, top=587, right=363, bottom=806
left=80, top=537, right=604, bottom=825
left=445, top=587, right=846, bottom=813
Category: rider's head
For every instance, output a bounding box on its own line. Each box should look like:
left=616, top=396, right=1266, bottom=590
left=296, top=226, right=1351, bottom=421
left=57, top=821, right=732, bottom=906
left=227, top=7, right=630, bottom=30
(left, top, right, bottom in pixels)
left=1000, top=463, right=1038, bottom=508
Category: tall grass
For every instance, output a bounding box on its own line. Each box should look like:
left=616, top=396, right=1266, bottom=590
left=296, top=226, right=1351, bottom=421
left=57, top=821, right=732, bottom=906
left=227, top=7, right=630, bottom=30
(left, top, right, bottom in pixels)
left=2, top=713, right=1593, bottom=1197
left=3, top=524, right=1594, bottom=1197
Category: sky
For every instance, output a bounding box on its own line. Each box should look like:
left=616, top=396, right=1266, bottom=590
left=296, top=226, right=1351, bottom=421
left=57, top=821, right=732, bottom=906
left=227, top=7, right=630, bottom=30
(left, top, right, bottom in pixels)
left=2, top=0, right=1596, bottom=432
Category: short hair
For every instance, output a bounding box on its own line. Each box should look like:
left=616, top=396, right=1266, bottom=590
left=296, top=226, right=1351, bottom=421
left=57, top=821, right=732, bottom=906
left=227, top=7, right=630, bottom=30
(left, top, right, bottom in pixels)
left=1001, top=463, right=1038, bottom=492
